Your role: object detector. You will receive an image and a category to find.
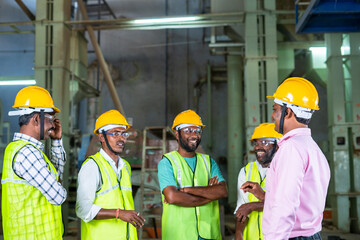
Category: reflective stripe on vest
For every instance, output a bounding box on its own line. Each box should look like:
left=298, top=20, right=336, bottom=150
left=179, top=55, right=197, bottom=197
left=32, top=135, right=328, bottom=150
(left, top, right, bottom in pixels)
left=243, top=162, right=266, bottom=240
left=81, top=152, right=137, bottom=240
left=1, top=140, right=63, bottom=240
left=162, top=151, right=221, bottom=240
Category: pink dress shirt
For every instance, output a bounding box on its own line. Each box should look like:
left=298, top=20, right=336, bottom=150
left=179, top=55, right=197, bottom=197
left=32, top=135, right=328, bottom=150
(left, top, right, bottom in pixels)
left=263, top=128, right=330, bottom=239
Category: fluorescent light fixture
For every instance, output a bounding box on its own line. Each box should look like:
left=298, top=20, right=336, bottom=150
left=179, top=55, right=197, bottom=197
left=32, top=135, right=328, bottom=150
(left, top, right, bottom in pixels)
left=0, top=80, right=36, bottom=86
left=133, top=16, right=200, bottom=24
left=309, top=47, right=326, bottom=53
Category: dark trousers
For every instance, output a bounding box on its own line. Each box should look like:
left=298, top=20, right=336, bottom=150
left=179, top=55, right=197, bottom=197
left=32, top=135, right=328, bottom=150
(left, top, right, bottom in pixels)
left=289, top=232, right=322, bottom=240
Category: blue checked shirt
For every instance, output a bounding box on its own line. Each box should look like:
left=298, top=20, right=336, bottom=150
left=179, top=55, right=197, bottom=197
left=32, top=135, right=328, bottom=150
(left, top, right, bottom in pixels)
left=12, top=133, right=67, bottom=205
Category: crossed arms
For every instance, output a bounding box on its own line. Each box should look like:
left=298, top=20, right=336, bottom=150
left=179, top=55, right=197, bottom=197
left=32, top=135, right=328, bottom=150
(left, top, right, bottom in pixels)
left=162, top=176, right=228, bottom=207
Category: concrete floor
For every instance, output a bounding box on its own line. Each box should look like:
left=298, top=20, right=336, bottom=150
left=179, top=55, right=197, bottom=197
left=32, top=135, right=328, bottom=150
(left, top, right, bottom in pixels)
left=1, top=220, right=359, bottom=240
left=0, top=230, right=358, bottom=240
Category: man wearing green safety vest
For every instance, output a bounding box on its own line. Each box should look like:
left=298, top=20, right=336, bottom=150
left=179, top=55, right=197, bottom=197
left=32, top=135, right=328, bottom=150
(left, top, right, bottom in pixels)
left=158, top=109, right=228, bottom=240
left=234, top=123, right=282, bottom=240
left=2, top=86, right=67, bottom=239
left=76, top=110, right=145, bottom=240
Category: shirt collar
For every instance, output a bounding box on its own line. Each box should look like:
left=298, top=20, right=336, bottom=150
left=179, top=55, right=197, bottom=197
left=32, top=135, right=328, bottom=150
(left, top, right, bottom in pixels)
left=13, top=132, right=44, bottom=151
left=99, top=148, right=125, bottom=170
left=278, top=128, right=311, bottom=146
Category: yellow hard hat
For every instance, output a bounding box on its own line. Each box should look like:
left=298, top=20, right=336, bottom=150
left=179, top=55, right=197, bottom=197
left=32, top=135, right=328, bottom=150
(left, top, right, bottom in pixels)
left=249, top=123, right=283, bottom=141
left=267, top=77, right=319, bottom=110
left=9, top=86, right=60, bottom=116
left=171, top=110, right=205, bottom=131
left=94, top=110, right=132, bottom=135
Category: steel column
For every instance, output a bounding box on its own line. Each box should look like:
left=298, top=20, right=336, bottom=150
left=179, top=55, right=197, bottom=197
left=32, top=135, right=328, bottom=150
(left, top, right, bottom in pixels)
left=244, top=0, right=260, bottom=164
left=349, top=33, right=360, bottom=233
left=244, top=0, right=278, bottom=164
left=326, top=33, right=350, bottom=232
left=227, top=49, right=243, bottom=205
left=34, top=0, right=71, bottom=232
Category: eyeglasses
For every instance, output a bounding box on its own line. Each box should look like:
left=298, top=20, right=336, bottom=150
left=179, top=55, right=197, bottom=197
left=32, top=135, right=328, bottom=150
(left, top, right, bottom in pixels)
left=181, top=128, right=202, bottom=135
left=44, top=114, right=55, bottom=123
left=104, top=131, right=130, bottom=139
left=251, top=140, right=275, bottom=147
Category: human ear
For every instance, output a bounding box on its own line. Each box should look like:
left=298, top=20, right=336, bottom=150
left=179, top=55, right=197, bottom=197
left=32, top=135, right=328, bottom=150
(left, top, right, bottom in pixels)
left=174, top=130, right=179, bottom=141
left=285, top=108, right=293, bottom=119
left=98, top=134, right=104, bottom=143
left=32, top=114, right=39, bottom=126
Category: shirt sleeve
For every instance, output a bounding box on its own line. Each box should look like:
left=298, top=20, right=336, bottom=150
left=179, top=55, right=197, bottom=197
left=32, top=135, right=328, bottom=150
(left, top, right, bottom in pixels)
left=76, top=159, right=102, bottom=222
left=234, top=167, right=249, bottom=214
left=264, top=143, right=305, bottom=239
left=210, top=158, right=225, bottom=183
left=13, top=145, right=67, bottom=205
left=157, top=157, right=178, bottom=193
left=50, top=138, right=66, bottom=181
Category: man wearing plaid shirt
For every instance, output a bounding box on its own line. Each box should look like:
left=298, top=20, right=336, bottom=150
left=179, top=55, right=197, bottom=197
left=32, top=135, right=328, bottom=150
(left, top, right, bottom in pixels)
left=2, top=86, right=67, bottom=239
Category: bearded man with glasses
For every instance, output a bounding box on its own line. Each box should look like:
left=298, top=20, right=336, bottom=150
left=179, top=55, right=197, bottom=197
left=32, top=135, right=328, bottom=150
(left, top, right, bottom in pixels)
left=76, top=110, right=145, bottom=240
left=158, top=109, right=228, bottom=240
left=234, top=123, right=282, bottom=240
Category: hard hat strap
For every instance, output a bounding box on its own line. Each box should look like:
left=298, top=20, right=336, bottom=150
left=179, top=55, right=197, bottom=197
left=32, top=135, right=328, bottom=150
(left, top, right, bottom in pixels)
left=101, top=130, right=121, bottom=156
left=40, top=110, right=45, bottom=140
left=279, top=105, right=287, bottom=135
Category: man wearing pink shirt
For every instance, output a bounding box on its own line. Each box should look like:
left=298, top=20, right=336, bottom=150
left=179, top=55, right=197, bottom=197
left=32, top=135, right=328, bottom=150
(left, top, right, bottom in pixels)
left=241, top=77, right=330, bottom=240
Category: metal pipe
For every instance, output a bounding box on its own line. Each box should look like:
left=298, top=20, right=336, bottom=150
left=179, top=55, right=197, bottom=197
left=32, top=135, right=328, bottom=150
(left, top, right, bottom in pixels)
left=207, top=63, right=212, bottom=150
left=227, top=49, right=244, bottom=205
left=15, top=0, right=35, bottom=21
left=77, top=0, right=125, bottom=115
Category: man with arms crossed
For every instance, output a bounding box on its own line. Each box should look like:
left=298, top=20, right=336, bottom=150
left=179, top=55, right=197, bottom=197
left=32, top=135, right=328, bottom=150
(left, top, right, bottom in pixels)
left=158, top=110, right=228, bottom=240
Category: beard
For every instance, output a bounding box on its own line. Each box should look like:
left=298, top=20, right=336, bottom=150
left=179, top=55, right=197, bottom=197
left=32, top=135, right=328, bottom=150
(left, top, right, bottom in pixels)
left=255, top=149, right=273, bottom=165
left=179, top=132, right=201, bottom=153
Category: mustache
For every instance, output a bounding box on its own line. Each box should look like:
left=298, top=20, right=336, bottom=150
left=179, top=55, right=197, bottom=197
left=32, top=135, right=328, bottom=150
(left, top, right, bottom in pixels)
left=187, top=137, right=200, bottom=141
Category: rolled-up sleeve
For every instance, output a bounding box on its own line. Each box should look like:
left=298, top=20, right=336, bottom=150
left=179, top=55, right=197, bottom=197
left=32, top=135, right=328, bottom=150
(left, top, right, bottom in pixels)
left=234, top=167, right=248, bottom=214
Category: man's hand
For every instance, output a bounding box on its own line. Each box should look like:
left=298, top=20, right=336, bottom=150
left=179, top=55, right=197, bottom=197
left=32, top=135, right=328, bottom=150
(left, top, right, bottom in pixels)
left=235, top=204, right=252, bottom=223
left=181, top=176, right=220, bottom=193
left=49, top=118, right=62, bottom=140
left=208, top=176, right=219, bottom=186
left=118, top=210, right=145, bottom=228
left=240, top=181, right=265, bottom=201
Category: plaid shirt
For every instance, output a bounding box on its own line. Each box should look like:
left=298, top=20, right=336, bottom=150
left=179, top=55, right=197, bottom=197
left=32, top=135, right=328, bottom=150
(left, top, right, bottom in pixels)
left=12, top=133, right=67, bottom=205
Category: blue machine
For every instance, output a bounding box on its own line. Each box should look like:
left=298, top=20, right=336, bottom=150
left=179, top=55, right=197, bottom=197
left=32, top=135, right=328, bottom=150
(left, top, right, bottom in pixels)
left=295, top=0, right=360, bottom=33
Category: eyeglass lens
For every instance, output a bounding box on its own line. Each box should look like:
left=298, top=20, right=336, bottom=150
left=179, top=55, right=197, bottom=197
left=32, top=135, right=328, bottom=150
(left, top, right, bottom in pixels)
left=251, top=140, right=274, bottom=147
left=182, top=128, right=202, bottom=135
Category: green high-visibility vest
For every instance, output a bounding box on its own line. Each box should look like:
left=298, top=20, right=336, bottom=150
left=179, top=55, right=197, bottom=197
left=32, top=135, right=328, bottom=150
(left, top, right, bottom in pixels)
left=243, top=162, right=266, bottom=240
left=162, top=151, right=221, bottom=240
left=81, top=152, right=137, bottom=240
left=1, top=140, right=64, bottom=240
